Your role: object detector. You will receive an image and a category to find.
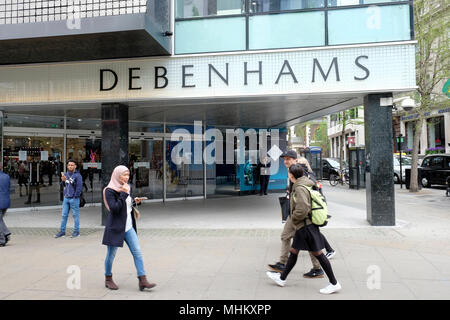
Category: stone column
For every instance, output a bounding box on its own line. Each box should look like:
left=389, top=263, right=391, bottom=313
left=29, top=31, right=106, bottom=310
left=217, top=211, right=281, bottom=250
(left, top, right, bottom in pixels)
left=364, top=94, right=395, bottom=226
left=101, top=103, right=129, bottom=226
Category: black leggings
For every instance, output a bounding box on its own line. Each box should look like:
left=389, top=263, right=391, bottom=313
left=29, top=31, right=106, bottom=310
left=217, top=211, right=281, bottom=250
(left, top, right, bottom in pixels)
left=322, top=234, right=333, bottom=253
left=281, top=251, right=337, bottom=285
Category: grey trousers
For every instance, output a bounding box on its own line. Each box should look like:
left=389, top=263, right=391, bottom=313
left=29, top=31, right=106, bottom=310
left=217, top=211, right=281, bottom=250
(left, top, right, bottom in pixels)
left=0, top=209, right=11, bottom=244
left=280, top=215, right=321, bottom=269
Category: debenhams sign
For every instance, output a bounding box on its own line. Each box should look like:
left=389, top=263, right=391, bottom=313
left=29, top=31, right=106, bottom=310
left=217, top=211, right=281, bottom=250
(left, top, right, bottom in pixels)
left=0, top=43, right=415, bottom=105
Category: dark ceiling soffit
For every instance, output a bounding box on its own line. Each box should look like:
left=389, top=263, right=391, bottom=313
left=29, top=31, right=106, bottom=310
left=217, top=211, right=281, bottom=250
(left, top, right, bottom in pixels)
left=0, top=14, right=170, bottom=65
left=269, top=98, right=358, bottom=128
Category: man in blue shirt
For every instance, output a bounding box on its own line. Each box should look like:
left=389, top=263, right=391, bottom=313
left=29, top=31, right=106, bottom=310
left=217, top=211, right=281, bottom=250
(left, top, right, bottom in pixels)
left=55, top=159, right=83, bottom=238
left=0, top=164, right=11, bottom=246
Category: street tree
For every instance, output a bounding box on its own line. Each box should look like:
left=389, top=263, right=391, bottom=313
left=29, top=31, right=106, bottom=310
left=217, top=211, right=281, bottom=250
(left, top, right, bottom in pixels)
left=409, top=0, right=449, bottom=192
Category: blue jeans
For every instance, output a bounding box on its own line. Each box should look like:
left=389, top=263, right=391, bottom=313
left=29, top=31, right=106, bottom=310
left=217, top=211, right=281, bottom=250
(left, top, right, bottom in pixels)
left=105, top=228, right=146, bottom=277
left=60, top=197, right=80, bottom=233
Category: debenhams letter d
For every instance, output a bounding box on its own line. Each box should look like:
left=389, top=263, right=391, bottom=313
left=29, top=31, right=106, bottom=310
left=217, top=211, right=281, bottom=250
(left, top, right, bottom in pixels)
left=99, top=55, right=370, bottom=91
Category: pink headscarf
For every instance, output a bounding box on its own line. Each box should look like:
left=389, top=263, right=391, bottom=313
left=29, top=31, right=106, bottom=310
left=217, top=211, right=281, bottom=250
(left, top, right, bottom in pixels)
left=103, top=165, right=129, bottom=212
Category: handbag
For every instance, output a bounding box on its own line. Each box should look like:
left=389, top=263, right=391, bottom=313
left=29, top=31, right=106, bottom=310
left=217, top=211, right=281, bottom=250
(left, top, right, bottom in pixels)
left=79, top=192, right=86, bottom=208
left=132, top=206, right=140, bottom=220
left=278, top=196, right=290, bottom=222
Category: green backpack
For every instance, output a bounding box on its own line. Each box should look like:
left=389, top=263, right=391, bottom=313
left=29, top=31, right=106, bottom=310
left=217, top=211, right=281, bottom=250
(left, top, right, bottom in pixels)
left=293, top=186, right=330, bottom=227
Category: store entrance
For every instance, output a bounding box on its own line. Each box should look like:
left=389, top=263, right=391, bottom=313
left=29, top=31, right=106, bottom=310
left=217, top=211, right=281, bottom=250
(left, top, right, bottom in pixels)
left=3, top=132, right=64, bottom=208
left=67, top=133, right=102, bottom=205
left=129, top=133, right=164, bottom=201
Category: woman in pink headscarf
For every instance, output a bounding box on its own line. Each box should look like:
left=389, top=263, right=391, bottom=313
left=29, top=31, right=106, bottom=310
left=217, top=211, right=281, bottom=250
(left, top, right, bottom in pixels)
left=102, top=165, right=156, bottom=291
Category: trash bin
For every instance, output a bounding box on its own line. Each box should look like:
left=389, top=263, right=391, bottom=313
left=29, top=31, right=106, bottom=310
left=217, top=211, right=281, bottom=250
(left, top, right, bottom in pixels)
left=405, top=168, right=422, bottom=190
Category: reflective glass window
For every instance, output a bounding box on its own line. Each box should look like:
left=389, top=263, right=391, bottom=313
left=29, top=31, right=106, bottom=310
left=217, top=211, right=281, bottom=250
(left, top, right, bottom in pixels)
left=175, top=17, right=246, bottom=54
left=328, top=0, right=403, bottom=6
left=249, top=0, right=324, bottom=13
left=328, top=4, right=411, bottom=45
left=249, top=11, right=325, bottom=49
left=176, top=0, right=245, bottom=18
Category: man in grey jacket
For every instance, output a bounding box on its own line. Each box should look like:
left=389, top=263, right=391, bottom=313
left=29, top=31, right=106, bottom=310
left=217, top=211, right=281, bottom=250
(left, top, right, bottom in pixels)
left=0, top=164, right=11, bottom=246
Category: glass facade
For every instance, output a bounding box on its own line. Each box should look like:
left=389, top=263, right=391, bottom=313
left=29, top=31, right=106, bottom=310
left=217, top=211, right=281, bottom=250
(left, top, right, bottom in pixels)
left=328, top=4, right=411, bottom=45
left=427, top=116, right=446, bottom=152
left=175, top=16, right=246, bottom=54
left=2, top=113, right=289, bottom=209
left=249, top=0, right=324, bottom=12
left=175, top=0, right=245, bottom=18
left=175, top=0, right=413, bottom=54
left=328, top=0, right=401, bottom=6
left=249, top=11, right=325, bottom=49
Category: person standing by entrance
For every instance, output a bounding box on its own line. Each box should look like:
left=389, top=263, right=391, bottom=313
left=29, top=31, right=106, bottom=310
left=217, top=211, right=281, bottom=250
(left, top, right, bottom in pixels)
left=54, top=159, right=83, bottom=238
left=258, top=156, right=271, bottom=196
left=102, top=165, right=156, bottom=291
left=24, top=161, right=41, bottom=204
left=0, top=164, right=12, bottom=247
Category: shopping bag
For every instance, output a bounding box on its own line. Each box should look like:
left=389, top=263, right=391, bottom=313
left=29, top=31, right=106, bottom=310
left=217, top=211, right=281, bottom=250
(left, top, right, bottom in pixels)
left=278, top=196, right=290, bottom=222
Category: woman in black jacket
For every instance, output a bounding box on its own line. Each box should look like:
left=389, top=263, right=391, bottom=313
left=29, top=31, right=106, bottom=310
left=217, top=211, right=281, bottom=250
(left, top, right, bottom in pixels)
left=102, top=165, right=156, bottom=291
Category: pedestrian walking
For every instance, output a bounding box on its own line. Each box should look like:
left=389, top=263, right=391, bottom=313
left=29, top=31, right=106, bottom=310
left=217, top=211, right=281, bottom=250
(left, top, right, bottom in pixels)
left=267, top=163, right=341, bottom=294
left=54, top=159, right=83, bottom=238
left=102, top=165, right=155, bottom=291
left=0, top=164, right=12, bottom=247
left=267, top=150, right=335, bottom=278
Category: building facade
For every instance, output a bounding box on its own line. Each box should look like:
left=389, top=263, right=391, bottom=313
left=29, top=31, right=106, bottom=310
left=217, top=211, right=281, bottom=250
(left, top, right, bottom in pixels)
left=327, top=106, right=365, bottom=162
left=0, top=0, right=417, bottom=225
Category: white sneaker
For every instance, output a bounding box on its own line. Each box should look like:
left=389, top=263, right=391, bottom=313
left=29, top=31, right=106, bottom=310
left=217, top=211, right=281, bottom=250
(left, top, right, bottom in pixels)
left=326, top=250, right=336, bottom=259
left=266, top=271, right=286, bottom=287
left=320, top=282, right=341, bottom=294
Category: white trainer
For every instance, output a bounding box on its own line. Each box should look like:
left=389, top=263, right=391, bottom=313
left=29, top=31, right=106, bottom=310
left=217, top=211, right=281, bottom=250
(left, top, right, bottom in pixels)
left=319, top=282, right=342, bottom=294
left=266, top=271, right=286, bottom=287
left=326, top=250, right=336, bottom=259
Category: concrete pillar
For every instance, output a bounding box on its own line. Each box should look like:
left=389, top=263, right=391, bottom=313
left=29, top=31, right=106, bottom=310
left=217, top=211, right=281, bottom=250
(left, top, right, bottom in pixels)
left=364, top=94, right=395, bottom=226
left=101, top=103, right=129, bottom=226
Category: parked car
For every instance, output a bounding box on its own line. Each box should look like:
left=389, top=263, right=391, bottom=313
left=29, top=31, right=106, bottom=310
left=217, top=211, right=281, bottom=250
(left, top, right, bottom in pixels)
left=322, top=158, right=348, bottom=180
left=393, top=155, right=412, bottom=183
left=419, top=154, right=450, bottom=187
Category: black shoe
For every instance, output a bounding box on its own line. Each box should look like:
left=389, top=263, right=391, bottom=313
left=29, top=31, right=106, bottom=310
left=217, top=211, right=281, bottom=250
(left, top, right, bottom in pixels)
left=303, top=268, right=325, bottom=278
left=5, top=234, right=10, bottom=244
left=267, top=262, right=285, bottom=273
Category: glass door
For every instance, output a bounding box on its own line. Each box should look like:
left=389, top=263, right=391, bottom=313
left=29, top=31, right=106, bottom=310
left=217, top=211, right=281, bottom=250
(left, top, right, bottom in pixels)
left=129, top=136, right=164, bottom=201
left=165, top=125, right=204, bottom=199
left=3, top=134, right=64, bottom=208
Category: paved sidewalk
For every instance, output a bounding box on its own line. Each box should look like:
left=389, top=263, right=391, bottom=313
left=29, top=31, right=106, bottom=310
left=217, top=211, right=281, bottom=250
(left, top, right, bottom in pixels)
left=0, top=185, right=449, bottom=300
